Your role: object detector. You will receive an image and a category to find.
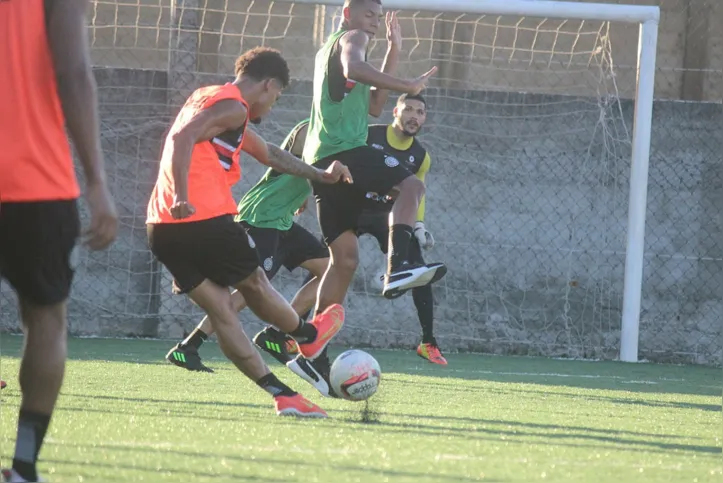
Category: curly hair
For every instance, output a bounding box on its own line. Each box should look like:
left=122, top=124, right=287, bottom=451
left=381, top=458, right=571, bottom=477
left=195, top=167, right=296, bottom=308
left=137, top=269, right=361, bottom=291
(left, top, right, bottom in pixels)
left=234, top=47, right=290, bottom=88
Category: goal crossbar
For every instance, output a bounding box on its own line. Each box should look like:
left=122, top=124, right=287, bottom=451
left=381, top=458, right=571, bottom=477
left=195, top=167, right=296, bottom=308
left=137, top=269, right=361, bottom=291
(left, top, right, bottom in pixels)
left=291, top=0, right=660, bottom=24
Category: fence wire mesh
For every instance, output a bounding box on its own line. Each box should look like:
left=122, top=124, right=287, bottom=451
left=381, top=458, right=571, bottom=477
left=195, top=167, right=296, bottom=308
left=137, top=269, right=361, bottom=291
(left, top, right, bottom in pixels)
left=1, top=0, right=720, bottom=365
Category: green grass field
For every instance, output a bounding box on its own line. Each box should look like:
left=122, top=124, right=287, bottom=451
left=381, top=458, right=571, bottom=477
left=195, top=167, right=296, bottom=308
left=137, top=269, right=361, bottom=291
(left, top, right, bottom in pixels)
left=0, top=336, right=720, bottom=482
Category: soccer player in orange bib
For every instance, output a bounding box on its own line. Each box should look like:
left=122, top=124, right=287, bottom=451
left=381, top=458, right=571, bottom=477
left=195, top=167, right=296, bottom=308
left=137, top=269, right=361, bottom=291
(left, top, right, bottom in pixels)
left=146, top=47, right=352, bottom=418
left=1, top=1, right=119, bottom=481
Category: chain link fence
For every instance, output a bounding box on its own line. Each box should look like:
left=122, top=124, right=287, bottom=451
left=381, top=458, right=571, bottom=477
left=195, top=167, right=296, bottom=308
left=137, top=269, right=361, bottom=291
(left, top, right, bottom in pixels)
left=1, top=0, right=720, bottom=365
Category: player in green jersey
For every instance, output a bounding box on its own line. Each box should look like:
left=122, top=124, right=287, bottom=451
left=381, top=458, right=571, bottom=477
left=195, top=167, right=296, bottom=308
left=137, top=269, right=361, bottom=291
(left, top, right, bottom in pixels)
left=302, top=0, right=447, bottom=341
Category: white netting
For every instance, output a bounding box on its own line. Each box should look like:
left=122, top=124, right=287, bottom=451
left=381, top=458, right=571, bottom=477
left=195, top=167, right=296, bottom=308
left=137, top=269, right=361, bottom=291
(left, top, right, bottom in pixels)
left=1, top=1, right=720, bottom=365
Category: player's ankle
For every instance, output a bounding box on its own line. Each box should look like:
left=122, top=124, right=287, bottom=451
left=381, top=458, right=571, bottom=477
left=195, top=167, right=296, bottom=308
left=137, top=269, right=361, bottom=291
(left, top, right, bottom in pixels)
left=289, top=317, right=317, bottom=344
left=257, top=373, right=296, bottom=398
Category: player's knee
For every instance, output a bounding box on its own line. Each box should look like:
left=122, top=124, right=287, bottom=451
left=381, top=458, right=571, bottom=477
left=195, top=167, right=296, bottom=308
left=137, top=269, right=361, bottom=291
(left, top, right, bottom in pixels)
left=330, top=247, right=358, bottom=273
left=18, top=298, right=67, bottom=335
left=237, top=267, right=273, bottom=299
left=397, top=175, right=425, bottom=199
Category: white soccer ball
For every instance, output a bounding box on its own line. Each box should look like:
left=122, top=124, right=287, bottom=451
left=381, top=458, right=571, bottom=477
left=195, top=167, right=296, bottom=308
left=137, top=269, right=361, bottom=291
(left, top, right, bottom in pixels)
left=330, top=350, right=381, bottom=401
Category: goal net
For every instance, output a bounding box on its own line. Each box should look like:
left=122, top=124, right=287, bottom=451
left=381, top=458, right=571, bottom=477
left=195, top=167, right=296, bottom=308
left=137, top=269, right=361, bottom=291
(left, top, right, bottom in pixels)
left=0, top=0, right=688, bottom=362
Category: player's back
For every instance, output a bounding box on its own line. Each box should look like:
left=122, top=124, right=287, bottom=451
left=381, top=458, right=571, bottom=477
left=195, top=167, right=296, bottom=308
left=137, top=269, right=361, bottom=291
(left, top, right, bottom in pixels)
left=147, top=84, right=248, bottom=224
left=0, top=0, right=79, bottom=202
left=236, top=119, right=312, bottom=230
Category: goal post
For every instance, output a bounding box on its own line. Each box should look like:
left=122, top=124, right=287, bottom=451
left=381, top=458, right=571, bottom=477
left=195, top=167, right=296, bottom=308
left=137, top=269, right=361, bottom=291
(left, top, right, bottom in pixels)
left=293, top=0, right=659, bottom=363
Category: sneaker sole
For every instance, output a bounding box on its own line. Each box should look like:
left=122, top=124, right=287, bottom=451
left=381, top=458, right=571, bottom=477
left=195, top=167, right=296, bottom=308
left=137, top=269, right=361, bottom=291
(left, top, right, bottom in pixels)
left=383, top=264, right=447, bottom=300
left=299, top=305, right=345, bottom=361
left=277, top=408, right=328, bottom=418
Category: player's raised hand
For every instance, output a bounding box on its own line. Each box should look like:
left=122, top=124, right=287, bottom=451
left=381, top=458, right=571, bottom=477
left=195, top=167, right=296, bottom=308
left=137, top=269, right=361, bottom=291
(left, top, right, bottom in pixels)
left=84, top=181, right=119, bottom=251
left=386, top=11, right=402, bottom=49
left=170, top=195, right=196, bottom=220
left=319, top=160, right=354, bottom=184
left=407, top=66, right=438, bottom=95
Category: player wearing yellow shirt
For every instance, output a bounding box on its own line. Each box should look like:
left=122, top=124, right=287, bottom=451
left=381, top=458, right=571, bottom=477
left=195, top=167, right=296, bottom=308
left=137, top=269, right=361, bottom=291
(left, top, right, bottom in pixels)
left=355, top=93, right=446, bottom=364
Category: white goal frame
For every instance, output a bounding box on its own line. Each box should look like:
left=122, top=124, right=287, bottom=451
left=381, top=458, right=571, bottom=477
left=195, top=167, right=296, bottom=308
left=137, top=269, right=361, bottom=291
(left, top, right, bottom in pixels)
left=293, top=0, right=660, bottom=363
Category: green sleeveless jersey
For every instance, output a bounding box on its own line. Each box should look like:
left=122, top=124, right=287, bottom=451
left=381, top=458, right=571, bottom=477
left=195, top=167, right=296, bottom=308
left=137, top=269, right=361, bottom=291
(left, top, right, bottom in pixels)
left=302, top=29, right=371, bottom=163
left=235, top=119, right=312, bottom=231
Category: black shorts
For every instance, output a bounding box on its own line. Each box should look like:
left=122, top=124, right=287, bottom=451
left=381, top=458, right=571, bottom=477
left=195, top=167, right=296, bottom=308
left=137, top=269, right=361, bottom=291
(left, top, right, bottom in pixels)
left=0, top=199, right=80, bottom=306
left=241, top=221, right=328, bottom=279
left=147, top=215, right=260, bottom=294
left=356, top=211, right=424, bottom=265
left=312, top=146, right=413, bottom=245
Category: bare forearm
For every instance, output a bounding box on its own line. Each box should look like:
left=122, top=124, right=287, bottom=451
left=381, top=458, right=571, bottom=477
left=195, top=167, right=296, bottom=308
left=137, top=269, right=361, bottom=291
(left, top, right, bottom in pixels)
left=57, top=68, right=106, bottom=185
left=376, top=47, right=400, bottom=92
left=265, top=144, right=323, bottom=182
left=170, top=138, right=194, bottom=200
left=347, top=60, right=409, bottom=92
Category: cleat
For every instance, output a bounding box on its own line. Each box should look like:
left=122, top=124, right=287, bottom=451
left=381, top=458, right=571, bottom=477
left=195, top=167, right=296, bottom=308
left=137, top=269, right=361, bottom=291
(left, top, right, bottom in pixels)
left=165, top=343, right=214, bottom=373
left=253, top=327, right=293, bottom=365
left=0, top=380, right=6, bottom=390
left=274, top=394, right=328, bottom=418
left=383, top=262, right=447, bottom=300
left=297, top=304, right=345, bottom=360
left=417, top=342, right=448, bottom=365
left=1, top=468, right=45, bottom=482
left=286, top=355, right=338, bottom=398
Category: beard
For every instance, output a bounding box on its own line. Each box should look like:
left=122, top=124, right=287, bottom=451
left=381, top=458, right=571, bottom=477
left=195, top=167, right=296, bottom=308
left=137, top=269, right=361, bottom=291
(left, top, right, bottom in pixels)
left=401, top=123, right=421, bottom=137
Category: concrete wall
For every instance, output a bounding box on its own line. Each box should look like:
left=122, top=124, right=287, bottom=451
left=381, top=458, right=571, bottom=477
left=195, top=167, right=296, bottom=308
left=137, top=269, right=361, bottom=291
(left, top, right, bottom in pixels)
left=88, top=0, right=722, bottom=101
left=1, top=68, right=720, bottom=365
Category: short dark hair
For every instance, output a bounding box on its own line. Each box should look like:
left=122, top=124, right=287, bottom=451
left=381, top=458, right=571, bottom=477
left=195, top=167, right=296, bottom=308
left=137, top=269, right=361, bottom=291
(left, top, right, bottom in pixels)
left=234, top=47, right=290, bottom=88
left=397, top=93, right=426, bottom=108
left=344, top=0, right=382, bottom=8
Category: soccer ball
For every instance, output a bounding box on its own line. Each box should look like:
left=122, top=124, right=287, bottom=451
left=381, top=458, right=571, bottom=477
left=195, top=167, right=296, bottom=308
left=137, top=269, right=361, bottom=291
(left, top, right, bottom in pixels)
left=330, top=350, right=381, bottom=401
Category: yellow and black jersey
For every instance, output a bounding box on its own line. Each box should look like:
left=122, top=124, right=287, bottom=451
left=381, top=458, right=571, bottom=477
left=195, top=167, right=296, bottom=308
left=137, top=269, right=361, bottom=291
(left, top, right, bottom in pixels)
left=364, top=124, right=432, bottom=221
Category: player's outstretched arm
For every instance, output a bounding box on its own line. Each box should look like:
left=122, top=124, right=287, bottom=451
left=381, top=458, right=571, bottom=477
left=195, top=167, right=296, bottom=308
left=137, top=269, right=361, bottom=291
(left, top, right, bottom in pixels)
left=341, top=29, right=437, bottom=98
left=46, top=0, right=118, bottom=250
left=369, top=11, right=401, bottom=117
left=242, top=129, right=353, bottom=185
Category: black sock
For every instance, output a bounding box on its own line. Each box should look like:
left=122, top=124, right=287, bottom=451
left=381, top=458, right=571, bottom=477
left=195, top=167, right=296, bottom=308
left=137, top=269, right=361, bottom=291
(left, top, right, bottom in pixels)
left=12, top=410, right=51, bottom=482
left=264, top=326, right=285, bottom=339
left=413, top=285, right=435, bottom=344
left=289, top=317, right=317, bottom=344
left=256, top=373, right=296, bottom=397
left=388, top=224, right=413, bottom=271
left=184, top=328, right=208, bottom=350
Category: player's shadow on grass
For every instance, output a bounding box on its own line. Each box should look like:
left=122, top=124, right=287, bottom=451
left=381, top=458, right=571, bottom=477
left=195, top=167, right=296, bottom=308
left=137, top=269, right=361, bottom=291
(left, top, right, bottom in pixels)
left=55, top=392, right=722, bottom=456
left=46, top=442, right=498, bottom=483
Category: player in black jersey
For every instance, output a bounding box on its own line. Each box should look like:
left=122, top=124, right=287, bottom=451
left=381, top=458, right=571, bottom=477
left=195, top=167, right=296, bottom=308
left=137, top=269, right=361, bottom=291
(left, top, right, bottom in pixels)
left=355, top=93, right=447, bottom=364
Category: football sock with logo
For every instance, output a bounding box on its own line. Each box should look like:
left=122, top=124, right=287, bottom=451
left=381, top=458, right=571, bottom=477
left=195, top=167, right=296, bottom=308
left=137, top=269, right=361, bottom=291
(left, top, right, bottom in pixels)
left=289, top=317, right=317, bottom=344
left=256, top=373, right=296, bottom=397
left=388, top=224, right=414, bottom=272
left=12, top=410, right=51, bottom=482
